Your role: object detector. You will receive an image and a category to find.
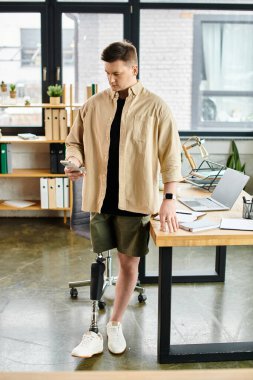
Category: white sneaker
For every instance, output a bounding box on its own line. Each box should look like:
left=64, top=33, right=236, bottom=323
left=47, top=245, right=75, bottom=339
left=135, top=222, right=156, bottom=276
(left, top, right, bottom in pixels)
left=107, top=321, right=127, bottom=354
left=71, top=331, right=103, bottom=358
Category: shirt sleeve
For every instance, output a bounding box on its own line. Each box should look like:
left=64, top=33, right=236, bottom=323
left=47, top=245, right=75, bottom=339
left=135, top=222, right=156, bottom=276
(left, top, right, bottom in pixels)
left=158, top=109, right=183, bottom=184
left=65, top=106, right=85, bottom=166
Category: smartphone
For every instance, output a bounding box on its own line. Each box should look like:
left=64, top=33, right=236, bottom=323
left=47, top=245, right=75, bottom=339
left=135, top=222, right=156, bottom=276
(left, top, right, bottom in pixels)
left=60, top=160, right=86, bottom=174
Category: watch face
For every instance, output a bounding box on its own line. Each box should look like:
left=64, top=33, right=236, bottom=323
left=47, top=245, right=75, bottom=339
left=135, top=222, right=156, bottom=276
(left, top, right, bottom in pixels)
left=165, top=193, right=173, bottom=199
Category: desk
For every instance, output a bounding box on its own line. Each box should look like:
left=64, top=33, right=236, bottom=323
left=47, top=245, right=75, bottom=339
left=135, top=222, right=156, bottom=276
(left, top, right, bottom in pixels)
left=0, top=369, right=253, bottom=380
left=150, top=184, right=253, bottom=363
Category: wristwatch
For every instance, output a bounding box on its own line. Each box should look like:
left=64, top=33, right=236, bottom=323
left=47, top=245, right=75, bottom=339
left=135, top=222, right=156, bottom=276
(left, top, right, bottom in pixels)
left=163, top=193, right=176, bottom=200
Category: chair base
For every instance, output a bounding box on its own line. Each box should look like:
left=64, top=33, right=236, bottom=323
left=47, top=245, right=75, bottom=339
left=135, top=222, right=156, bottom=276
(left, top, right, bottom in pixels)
left=69, top=251, right=147, bottom=304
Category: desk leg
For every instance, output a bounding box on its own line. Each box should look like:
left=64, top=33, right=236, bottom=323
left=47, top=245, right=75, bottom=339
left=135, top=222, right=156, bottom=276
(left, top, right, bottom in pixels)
left=215, top=246, right=226, bottom=281
left=139, top=246, right=227, bottom=284
left=158, top=246, right=172, bottom=363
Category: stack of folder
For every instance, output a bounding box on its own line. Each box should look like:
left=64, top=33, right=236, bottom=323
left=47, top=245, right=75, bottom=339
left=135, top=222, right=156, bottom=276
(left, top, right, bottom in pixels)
left=45, top=108, right=68, bottom=141
left=50, top=143, right=65, bottom=174
left=0, top=143, right=13, bottom=174
left=40, top=177, right=70, bottom=209
left=86, top=83, right=98, bottom=99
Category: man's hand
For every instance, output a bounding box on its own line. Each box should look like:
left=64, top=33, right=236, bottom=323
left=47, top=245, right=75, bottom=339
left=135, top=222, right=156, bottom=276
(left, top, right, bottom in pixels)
left=159, top=199, right=179, bottom=233
left=64, top=157, right=85, bottom=181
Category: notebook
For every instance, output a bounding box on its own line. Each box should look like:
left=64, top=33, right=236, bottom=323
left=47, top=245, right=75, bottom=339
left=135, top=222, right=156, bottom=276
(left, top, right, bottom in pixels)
left=178, top=168, right=249, bottom=212
left=220, top=218, right=253, bottom=231
left=179, top=219, right=220, bottom=232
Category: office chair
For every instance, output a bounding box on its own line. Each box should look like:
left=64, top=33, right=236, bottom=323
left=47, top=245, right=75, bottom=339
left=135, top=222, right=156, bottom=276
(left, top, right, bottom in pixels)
left=68, top=178, right=147, bottom=309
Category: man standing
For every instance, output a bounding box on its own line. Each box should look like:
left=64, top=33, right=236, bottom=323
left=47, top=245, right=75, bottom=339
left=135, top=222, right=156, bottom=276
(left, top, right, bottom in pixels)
left=65, top=40, right=182, bottom=358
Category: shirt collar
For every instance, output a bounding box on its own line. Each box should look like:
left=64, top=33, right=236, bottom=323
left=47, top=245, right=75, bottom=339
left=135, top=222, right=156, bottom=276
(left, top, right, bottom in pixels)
left=109, top=81, right=143, bottom=100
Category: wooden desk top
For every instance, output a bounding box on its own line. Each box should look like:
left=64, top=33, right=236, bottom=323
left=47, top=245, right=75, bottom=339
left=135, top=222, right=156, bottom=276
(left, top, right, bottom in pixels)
left=0, top=369, right=253, bottom=380
left=151, top=183, right=253, bottom=247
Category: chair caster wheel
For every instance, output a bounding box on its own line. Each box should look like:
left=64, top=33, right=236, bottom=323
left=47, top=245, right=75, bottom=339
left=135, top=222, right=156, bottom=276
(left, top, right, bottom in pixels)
left=70, top=288, right=78, bottom=298
left=98, top=300, right=106, bottom=309
left=138, top=293, right=147, bottom=303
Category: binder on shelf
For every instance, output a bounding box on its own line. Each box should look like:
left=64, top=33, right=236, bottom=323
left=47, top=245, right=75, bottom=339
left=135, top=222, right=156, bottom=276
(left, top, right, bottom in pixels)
left=40, top=178, right=49, bottom=209
left=86, top=86, right=93, bottom=99
left=55, top=177, right=64, bottom=208
left=86, top=83, right=98, bottom=99
left=52, top=109, right=60, bottom=140
left=48, top=178, right=56, bottom=209
left=59, top=109, right=68, bottom=140
left=57, top=143, right=65, bottom=174
left=45, top=109, right=53, bottom=140
left=91, top=83, right=98, bottom=95
left=0, top=143, right=8, bottom=174
left=6, top=144, right=13, bottom=174
left=63, top=177, right=70, bottom=208
left=49, top=143, right=58, bottom=174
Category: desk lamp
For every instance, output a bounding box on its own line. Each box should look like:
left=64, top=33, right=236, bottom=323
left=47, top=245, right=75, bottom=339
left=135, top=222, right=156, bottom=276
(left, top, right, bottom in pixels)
left=182, top=136, right=209, bottom=170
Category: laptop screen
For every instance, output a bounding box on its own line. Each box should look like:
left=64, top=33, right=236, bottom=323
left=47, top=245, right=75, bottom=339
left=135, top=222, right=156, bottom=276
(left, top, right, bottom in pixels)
left=211, top=168, right=249, bottom=208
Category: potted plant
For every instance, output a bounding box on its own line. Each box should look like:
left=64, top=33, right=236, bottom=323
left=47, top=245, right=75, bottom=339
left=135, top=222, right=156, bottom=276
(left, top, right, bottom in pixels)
left=24, top=96, right=31, bottom=106
left=226, top=140, right=246, bottom=173
left=47, top=84, right=63, bottom=105
left=9, top=83, right=16, bottom=99
left=1, top=81, right=7, bottom=92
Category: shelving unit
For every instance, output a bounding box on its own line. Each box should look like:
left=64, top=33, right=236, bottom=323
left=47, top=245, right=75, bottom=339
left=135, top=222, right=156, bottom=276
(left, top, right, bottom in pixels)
left=0, top=113, right=74, bottom=223
left=0, top=85, right=84, bottom=223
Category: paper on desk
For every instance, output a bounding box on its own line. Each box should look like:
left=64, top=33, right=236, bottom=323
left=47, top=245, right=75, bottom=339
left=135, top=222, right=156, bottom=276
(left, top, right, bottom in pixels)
left=3, top=200, right=36, bottom=208
left=220, top=218, right=253, bottom=231
left=153, top=210, right=206, bottom=222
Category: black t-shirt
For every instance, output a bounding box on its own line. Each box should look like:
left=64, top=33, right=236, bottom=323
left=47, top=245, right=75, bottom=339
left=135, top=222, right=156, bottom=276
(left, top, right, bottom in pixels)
left=101, top=98, right=147, bottom=217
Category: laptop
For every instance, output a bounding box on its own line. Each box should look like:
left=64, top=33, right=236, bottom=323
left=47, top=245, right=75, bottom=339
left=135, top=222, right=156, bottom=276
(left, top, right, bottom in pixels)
left=179, top=168, right=249, bottom=212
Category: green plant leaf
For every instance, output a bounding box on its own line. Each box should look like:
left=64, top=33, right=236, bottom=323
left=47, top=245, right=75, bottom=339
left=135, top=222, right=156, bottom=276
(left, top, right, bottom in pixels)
left=226, top=140, right=246, bottom=173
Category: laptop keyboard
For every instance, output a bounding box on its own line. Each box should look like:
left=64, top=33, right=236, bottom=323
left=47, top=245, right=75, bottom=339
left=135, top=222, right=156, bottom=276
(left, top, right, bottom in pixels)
left=186, top=199, right=221, bottom=209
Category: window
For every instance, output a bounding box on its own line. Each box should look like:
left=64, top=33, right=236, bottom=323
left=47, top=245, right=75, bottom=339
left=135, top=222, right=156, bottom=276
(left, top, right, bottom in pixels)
left=62, top=12, right=124, bottom=104
left=140, top=9, right=253, bottom=134
left=0, top=13, right=42, bottom=129
left=193, top=15, right=253, bottom=132
left=21, top=29, right=41, bottom=67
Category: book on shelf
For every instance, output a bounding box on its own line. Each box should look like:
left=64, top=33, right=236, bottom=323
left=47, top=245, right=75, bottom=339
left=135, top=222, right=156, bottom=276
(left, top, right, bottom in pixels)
left=49, top=143, right=65, bottom=174
left=0, top=143, right=8, bottom=174
left=57, top=144, right=65, bottom=174
left=0, top=143, right=13, bottom=174
left=52, top=109, right=60, bottom=140
left=48, top=178, right=56, bottom=208
left=18, top=133, right=38, bottom=140
left=39, top=177, right=69, bottom=209
left=55, top=177, right=64, bottom=208
left=179, top=219, right=220, bottom=232
left=45, top=109, right=53, bottom=140
left=2, top=200, right=36, bottom=208
left=6, top=144, right=13, bottom=174
left=59, top=109, right=68, bottom=140
left=63, top=177, right=70, bottom=208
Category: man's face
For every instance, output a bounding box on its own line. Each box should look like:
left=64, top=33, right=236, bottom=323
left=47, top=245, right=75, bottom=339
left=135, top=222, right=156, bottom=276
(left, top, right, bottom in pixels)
left=104, top=60, right=138, bottom=92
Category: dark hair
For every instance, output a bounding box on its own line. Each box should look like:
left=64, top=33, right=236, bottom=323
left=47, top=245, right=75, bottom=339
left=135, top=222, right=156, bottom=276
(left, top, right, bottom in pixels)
left=101, top=40, right=138, bottom=65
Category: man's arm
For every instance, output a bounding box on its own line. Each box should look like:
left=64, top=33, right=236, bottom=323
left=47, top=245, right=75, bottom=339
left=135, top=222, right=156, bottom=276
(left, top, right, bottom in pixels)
left=65, top=107, right=86, bottom=181
left=64, top=156, right=84, bottom=181
left=159, top=181, right=179, bottom=233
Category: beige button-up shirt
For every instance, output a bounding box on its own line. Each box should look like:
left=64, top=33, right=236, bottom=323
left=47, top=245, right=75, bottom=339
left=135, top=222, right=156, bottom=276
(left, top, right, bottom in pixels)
left=66, top=81, right=182, bottom=214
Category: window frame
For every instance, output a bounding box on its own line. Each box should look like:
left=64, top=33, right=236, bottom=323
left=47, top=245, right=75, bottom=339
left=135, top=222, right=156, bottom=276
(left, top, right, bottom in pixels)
left=1, top=0, right=253, bottom=138
left=192, top=14, right=253, bottom=136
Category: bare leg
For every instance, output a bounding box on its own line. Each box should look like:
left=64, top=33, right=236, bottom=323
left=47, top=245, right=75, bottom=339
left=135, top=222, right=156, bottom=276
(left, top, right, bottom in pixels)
left=110, top=252, right=140, bottom=322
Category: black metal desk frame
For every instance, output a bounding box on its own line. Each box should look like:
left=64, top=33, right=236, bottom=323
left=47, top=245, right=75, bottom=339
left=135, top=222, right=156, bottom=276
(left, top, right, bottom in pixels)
left=157, top=246, right=253, bottom=364
left=139, top=246, right=227, bottom=284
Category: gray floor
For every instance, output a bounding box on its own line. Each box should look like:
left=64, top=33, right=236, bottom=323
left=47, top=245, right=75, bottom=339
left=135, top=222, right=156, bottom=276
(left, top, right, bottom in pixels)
left=0, top=217, right=253, bottom=372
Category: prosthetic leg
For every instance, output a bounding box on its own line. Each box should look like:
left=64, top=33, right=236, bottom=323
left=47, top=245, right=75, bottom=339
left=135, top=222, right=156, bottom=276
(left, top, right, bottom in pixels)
left=89, top=254, right=105, bottom=333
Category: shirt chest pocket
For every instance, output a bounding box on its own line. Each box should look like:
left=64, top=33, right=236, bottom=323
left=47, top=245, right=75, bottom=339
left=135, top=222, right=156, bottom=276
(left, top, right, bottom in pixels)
left=132, top=115, right=154, bottom=142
